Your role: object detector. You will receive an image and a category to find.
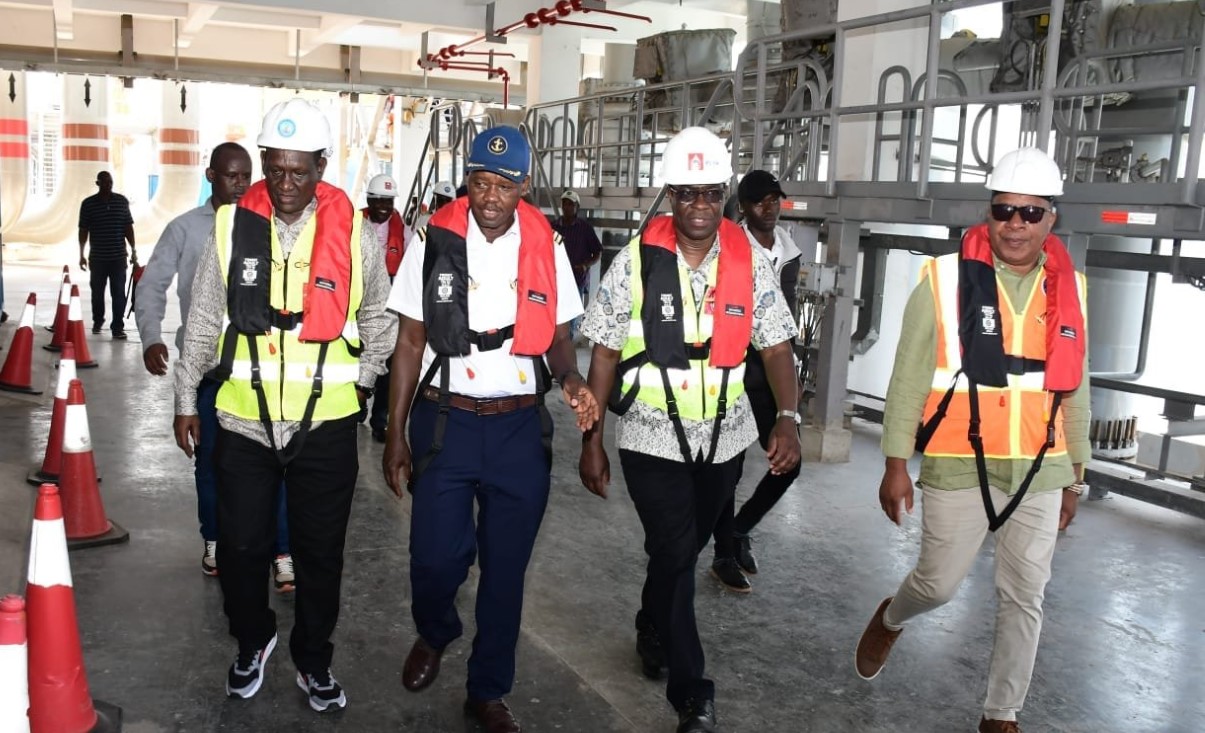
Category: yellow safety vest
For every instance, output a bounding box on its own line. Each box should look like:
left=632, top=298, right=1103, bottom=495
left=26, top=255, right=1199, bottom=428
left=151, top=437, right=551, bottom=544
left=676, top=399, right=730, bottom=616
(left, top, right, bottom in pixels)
left=212, top=203, right=364, bottom=423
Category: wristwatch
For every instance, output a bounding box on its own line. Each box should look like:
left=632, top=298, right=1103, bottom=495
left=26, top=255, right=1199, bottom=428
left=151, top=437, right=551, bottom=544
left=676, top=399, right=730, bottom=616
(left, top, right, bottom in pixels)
left=1064, top=481, right=1088, bottom=496
left=776, top=409, right=802, bottom=425
left=356, top=385, right=375, bottom=400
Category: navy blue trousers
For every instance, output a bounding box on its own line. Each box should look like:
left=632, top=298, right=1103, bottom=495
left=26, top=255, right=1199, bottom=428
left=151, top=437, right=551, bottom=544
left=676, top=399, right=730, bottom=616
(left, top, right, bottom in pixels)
left=408, top=398, right=551, bottom=701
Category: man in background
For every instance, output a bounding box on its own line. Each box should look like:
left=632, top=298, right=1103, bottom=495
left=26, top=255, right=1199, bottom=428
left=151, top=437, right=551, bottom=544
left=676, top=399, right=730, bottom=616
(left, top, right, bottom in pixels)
left=79, top=170, right=137, bottom=339
left=361, top=173, right=407, bottom=442
left=549, top=189, right=602, bottom=340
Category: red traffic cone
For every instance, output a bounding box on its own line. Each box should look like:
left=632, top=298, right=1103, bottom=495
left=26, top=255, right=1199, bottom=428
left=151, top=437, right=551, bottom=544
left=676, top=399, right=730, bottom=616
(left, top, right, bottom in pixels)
left=26, top=485, right=122, bottom=733
left=0, top=595, right=30, bottom=733
left=27, top=343, right=101, bottom=486
left=46, top=268, right=70, bottom=334
left=0, top=293, right=43, bottom=394
left=59, top=379, right=127, bottom=549
left=56, top=286, right=97, bottom=368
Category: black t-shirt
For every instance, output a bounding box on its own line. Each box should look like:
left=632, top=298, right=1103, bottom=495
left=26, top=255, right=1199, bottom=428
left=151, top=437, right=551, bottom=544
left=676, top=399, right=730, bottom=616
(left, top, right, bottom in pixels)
left=79, top=193, right=133, bottom=262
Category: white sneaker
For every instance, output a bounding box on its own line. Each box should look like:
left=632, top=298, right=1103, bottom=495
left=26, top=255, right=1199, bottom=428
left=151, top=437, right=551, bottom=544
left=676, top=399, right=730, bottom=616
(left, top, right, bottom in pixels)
left=201, top=541, right=218, bottom=576
left=273, top=554, right=295, bottom=593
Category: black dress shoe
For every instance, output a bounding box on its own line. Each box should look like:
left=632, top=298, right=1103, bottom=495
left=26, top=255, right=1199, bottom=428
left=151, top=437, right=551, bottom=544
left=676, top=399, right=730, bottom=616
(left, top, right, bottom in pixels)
left=113, top=331, right=128, bottom=340
left=709, top=557, right=751, bottom=593
left=91, top=325, right=102, bottom=335
left=465, top=697, right=521, bottom=733
left=733, top=534, right=758, bottom=575
left=635, top=610, right=667, bottom=680
left=371, top=428, right=386, bottom=443
left=402, top=638, right=444, bottom=692
left=676, top=698, right=718, bottom=733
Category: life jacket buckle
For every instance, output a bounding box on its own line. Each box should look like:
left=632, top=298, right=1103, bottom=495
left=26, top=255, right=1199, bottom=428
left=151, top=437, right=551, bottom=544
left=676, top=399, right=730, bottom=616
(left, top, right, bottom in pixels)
left=1046, top=424, right=1056, bottom=448
left=967, top=418, right=981, bottom=441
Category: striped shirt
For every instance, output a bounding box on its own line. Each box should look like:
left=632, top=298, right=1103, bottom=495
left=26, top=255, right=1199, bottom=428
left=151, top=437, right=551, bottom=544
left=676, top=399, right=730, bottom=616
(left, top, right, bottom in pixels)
left=78, top=193, right=133, bottom=262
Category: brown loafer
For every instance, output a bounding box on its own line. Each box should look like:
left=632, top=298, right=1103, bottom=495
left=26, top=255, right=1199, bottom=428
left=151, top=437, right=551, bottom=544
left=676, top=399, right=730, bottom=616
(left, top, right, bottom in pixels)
left=855, top=596, right=903, bottom=680
left=402, top=638, right=444, bottom=692
left=465, top=697, right=521, bottom=733
left=979, top=718, right=1021, bottom=733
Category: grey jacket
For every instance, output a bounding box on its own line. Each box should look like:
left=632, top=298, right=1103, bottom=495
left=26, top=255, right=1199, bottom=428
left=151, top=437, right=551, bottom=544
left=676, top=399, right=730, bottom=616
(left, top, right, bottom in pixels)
left=134, top=200, right=215, bottom=352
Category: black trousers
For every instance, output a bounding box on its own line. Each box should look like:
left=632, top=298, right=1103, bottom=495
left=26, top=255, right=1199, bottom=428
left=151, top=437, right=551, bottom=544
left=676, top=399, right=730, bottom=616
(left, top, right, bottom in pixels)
left=713, top=384, right=802, bottom=558
left=88, top=258, right=127, bottom=332
left=214, top=416, right=358, bottom=674
left=368, top=354, right=392, bottom=433
left=620, top=449, right=742, bottom=710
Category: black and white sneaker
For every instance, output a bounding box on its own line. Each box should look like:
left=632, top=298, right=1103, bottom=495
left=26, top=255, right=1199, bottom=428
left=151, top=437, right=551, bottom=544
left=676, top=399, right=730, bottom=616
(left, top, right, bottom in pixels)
left=226, top=633, right=277, bottom=699
left=296, top=668, right=347, bottom=712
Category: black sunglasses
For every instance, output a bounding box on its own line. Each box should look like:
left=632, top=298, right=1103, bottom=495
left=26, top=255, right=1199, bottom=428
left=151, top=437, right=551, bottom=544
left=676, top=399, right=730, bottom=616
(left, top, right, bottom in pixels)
left=669, top=186, right=727, bottom=204
left=990, top=203, right=1050, bottom=224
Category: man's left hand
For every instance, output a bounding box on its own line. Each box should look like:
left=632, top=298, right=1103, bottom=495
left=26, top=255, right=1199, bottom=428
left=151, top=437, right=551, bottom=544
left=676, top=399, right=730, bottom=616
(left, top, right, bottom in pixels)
left=765, top=419, right=801, bottom=475
left=560, top=373, right=599, bottom=432
left=1058, top=489, right=1079, bottom=530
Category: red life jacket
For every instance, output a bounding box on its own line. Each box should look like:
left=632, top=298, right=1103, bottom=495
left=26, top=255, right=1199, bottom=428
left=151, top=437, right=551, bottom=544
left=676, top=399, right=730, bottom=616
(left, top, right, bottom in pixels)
left=639, top=216, right=753, bottom=368
left=361, top=207, right=404, bottom=277
left=958, top=224, right=1084, bottom=392
left=236, top=180, right=354, bottom=343
left=425, top=196, right=557, bottom=357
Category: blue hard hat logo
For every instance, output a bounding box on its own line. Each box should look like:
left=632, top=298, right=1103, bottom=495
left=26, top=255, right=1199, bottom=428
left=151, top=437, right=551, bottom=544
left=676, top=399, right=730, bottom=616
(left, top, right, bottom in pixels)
left=488, top=135, right=507, bottom=155
left=277, top=119, right=297, bottom=138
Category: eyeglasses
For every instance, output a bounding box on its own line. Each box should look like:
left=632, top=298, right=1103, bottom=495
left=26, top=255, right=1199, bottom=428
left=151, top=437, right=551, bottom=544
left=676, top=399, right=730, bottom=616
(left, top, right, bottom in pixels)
left=669, top=186, right=726, bottom=204
left=990, top=203, right=1050, bottom=224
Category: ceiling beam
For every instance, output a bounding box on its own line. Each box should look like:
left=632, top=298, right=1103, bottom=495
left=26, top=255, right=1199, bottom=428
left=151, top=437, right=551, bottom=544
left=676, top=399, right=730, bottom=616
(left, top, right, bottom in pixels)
left=296, top=15, right=361, bottom=57
left=75, top=0, right=187, bottom=18
left=178, top=2, right=217, bottom=48
left=52, top=0, right=72, bottom=40
left=210, top=6, right=322, bottom=30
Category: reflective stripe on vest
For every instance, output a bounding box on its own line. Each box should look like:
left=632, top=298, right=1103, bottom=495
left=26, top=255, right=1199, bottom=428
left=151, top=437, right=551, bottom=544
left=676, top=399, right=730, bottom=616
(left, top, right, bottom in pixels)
left=212, top=204, right=365, bottom=422
left=620, top=237, right=746, bottom=419
left=921, top=253, right=1086, bottom=460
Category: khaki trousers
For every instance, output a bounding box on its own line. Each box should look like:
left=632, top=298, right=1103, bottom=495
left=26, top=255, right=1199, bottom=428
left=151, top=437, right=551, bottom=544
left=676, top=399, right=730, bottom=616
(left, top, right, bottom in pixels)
left=882, top=484, right=1062, bottom=722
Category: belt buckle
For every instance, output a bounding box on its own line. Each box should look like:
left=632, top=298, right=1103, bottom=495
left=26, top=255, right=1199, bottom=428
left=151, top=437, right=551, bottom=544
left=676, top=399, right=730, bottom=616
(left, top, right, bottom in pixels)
left=474, top=398, right=492, bottom=416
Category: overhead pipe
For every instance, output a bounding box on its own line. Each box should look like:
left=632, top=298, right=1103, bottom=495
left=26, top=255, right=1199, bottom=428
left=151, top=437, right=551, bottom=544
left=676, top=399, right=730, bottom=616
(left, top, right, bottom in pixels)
left=420, top=0, right=649, bottom=107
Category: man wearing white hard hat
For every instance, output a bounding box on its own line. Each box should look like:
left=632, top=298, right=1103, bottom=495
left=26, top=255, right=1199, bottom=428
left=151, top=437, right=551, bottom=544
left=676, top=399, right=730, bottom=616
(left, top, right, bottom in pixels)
left=415, top=180, right=456, bottom=232
left=361, top=173, right=407, bottom=442
left=577, top=126, right=800, bottom=733
left=855, top=147, right=1090, bottom=733
left=173, top=97, right=397, bottom=713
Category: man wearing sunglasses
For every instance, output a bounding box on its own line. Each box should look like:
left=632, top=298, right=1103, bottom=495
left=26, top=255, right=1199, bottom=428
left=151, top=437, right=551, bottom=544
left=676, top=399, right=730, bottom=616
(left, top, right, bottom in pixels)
left=854, top=147, right=1090, bottom=733
left=578, top=127, right=800, bottom=733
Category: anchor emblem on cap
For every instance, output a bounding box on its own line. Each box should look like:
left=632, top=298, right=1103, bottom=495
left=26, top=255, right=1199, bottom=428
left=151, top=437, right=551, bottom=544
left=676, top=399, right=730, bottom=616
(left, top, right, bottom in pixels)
left=488, top=135, right=508, bottom=154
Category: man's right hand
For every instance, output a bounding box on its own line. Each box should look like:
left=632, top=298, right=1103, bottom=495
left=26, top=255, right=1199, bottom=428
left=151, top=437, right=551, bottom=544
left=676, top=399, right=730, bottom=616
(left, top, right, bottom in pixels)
left=382, top=427, right=413, bottom=498
left=143, top=344, right=169, bottom=376
left=879, top=458, right=915, bottom=526
left=173, top=415, right=201, bottom=458
left=78, top=256, right=88, bottom=271
left=579, top=440, right=610, bottom=500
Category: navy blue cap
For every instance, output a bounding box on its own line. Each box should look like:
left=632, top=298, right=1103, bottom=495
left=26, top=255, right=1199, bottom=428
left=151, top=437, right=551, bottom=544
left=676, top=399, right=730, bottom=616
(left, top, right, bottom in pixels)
left=466, top=126, right=530, bottom=183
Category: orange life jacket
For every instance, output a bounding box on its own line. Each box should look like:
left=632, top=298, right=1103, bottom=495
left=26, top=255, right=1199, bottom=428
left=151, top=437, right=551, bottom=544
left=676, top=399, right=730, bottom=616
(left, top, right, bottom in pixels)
left=235, top=180, right=353, bottom=343
left=361, top=207, right=404, bottom=277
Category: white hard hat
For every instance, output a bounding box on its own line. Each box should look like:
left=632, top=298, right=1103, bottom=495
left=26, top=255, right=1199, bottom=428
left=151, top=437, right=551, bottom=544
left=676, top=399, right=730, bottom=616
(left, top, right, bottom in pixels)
left=985, top=147, right=1064, bottom=197
left=561, top=190, right=580, bottom=204
left=367, top=174, right=398, bottom=198
left=658, top=127, right=732, bottom=186
left=257, top=99, right=332, bottom=156
left=432, top=180, right=456, bottom=199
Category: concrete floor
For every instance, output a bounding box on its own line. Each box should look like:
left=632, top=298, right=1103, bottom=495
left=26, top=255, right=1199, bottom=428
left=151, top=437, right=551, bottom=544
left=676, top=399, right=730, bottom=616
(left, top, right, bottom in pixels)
left=1, top=256, right=1204, bottom=733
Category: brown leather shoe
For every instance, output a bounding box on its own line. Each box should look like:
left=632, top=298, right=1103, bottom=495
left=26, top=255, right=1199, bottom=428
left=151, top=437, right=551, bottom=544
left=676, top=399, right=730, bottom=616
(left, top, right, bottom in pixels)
left=402, top=638, right=444, bottom=692
left=979, top=718, right=1021, bottom=733
left=855, top=596, right=903, bottom=680
left=465, top=697, right=521, bottom=733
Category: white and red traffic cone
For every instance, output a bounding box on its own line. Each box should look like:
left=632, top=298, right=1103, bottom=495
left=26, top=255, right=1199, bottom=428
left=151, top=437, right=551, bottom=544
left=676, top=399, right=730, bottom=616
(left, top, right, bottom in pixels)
left=0, top=594, right=30, bottom=733
left=25, top=485, right=122, bottom=733
left=56, top=286, right=97, bottom=368
left=45, top=267, right=70, bottom=335
left=0, top=293, right=42, bottom=394
left=27, top=342, right=102, bottom=486
left=59, top=379, right=126, bottom=549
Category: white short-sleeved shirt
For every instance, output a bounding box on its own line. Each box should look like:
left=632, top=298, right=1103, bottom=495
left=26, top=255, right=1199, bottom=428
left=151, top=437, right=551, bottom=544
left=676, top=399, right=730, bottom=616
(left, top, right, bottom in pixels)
left=387, top=209, right=584, bottom=398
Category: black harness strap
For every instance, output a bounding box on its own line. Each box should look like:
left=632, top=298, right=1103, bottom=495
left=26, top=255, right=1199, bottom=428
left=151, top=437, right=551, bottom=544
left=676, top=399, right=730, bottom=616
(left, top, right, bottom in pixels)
left=658, top=367, right=696, bottom=464
left=532, top=356, right=554, bottom=464
left=244, top=336, right=330, bottom=466
left=914, top=369, right=962, bottom=453
left=411, top=356, right=451, bottom=487
left=214, top=323, right=241, bottom=383
left=966, top=382, right=1063, bottom=532
left=702, top=368, right=731, bottom=465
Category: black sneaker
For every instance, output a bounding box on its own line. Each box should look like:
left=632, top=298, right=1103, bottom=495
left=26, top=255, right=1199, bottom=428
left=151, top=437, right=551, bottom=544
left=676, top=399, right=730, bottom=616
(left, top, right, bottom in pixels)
left=676, top=698, right=718, bottom=733
left=709, top=557, right=752, bottom=593
left=734, top=534, right=758, bottom=575
left=635, top=610, right=667, bottom=680
left=371, top=428, right=386, bottom=444
left=226, top=633, right=277, bottom=698
left=113, top=331, right=128, bottom=340
left=91, top=325, right=102, bottom=335
left=296, top=668, right=347, bottom=712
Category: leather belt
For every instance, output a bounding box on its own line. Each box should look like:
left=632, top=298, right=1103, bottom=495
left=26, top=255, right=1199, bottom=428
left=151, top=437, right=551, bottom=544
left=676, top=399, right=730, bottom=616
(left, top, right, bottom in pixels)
left=421, top=386, right=538, bottom=416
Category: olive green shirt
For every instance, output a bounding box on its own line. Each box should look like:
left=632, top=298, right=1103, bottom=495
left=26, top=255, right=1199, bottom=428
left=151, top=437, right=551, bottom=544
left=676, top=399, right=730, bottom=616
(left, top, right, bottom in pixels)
left=881, top=255, right=1091, bottom=494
